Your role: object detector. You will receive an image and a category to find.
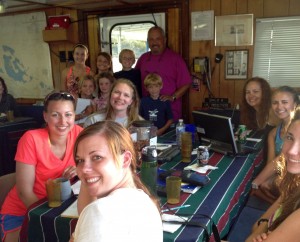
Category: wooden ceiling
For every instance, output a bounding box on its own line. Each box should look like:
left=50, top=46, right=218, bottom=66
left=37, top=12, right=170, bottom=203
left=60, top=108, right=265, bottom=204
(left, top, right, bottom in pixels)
left=2, top=0, right=166, bottom=14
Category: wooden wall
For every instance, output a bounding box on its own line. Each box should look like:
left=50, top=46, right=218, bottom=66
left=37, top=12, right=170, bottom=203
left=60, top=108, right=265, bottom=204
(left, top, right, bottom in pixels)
left=188, top=0, right=300, bottom=121
left=19, top=0, right=300, bottom=116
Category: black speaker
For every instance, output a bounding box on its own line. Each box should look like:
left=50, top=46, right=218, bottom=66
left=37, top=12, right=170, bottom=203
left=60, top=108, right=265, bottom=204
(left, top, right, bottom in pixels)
left=215, top=53, right=223, bottom=63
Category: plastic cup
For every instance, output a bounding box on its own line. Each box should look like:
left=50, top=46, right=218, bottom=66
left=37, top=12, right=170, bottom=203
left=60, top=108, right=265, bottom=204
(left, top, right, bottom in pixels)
left=181, top=132, right=193, bottom=163
left=46, top=178, right=62, bottom=207
left=166, top=176, right=182, bottom=204
left=6, top=110, right=14, bottom=122
left=56, top=177, right=72, bottom=201
left=45, top=177, right=72, bottom=207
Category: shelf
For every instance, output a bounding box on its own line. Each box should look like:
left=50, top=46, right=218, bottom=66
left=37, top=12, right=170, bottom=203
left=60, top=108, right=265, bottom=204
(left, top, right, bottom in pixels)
left=42, top=28, right=73, bottom=42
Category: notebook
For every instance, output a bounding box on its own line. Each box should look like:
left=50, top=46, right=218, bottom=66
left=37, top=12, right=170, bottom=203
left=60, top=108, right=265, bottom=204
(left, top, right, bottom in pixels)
left=192, top=111, right=258, bottom=155
left=61, top=199, right=79, bottom=218
left=75, top=98, right=92, bottom=124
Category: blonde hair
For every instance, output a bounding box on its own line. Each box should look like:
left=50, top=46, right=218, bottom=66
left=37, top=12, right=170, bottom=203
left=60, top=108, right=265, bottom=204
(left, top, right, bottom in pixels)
left=73, top=44, right=89, bottom=54
left=144, top=73, right=163, bottom=88
left=106, top=78, right=140, bottom=128
left=79, top=75, right=96, bottom=90
left=269, top=108, right=300, bottom=231
left=119, top=49, right=135, bottom=63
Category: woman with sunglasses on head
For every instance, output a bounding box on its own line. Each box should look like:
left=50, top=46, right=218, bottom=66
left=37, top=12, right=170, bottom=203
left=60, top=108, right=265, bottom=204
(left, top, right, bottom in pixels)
left=71, top=121, right=162, bottom=242
left=61, top=44, right=95, bottom=98
left=246, top=108, right=300, bottom=242
left=0, top=91, right=82, bottom=242
left=84, top=78, right=142, bottom=129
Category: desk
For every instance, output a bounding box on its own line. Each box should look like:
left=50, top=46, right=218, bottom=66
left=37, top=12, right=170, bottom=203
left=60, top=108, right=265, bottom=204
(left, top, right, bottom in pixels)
left=20, top=131, right=264, bottom=242
left=0, top=117, right=38, bottom=175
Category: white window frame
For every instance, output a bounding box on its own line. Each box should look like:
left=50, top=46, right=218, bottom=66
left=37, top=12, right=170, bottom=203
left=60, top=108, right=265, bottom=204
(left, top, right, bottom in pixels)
left=99, top=13, right=165, bottom=53
left=253, top=16, right=300, bottom=87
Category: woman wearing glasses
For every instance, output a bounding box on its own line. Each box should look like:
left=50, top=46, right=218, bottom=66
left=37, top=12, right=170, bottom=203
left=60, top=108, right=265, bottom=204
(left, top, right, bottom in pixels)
left=0, top=91, right=82, bottom=242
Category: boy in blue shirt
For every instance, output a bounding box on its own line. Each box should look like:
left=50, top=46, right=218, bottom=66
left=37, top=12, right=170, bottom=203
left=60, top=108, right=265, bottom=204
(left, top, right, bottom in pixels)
left=139, top=73, right=173, bottom=135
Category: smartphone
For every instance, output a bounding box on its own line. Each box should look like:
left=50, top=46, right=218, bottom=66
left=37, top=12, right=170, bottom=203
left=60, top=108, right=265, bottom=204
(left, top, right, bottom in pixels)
left=158, top=169, right=210, bottom=187
left=181, top=170, right=210, bottom=186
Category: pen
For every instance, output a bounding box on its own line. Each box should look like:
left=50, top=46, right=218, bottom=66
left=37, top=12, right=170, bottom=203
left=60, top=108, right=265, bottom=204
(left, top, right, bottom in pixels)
left=161, top=204, right=190, bottom=212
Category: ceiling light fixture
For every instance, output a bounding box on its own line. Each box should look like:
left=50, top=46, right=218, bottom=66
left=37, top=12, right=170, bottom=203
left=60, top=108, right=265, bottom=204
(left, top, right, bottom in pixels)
left=0, top=0, right=6, bottom=14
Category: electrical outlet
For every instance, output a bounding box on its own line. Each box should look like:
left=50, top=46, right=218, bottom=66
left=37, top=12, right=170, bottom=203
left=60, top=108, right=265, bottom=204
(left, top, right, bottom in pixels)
left=59, top=51, right=66, bottom=62
left=68, top=51, right=74, bottom=62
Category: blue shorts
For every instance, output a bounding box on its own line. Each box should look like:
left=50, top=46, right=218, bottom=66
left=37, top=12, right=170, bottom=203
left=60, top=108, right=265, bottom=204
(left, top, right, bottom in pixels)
left=0, top=214, right=24, bottom=242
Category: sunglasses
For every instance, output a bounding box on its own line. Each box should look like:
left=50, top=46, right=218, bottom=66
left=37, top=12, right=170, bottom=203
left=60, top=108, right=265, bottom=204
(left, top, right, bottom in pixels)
left=44, top=92, right=75, bottom=105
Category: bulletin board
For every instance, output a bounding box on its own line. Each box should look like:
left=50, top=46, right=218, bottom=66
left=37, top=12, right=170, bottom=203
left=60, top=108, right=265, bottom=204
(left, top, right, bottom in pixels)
left=0, top=12, right=54, bottom=99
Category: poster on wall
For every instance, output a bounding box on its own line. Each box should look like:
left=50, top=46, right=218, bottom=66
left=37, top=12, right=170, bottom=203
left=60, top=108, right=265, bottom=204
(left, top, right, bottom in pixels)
left=0, top=12, right=54, bottom=99
left=225, top=50, right=248, bottom=79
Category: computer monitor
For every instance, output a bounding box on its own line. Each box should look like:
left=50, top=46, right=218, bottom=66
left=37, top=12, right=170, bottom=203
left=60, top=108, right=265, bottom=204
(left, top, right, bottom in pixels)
left=192, top=111, right=238, bottom=155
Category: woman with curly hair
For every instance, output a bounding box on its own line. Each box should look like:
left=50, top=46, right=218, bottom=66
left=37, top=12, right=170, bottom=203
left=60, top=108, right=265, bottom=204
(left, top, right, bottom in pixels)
left=246, top=109, right=300, bottom=242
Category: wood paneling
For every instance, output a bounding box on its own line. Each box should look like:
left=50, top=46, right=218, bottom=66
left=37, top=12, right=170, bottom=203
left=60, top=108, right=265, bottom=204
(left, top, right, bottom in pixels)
left=188, top=0, right=300, bottom=119
left=16, top=0, right=300, bottom=116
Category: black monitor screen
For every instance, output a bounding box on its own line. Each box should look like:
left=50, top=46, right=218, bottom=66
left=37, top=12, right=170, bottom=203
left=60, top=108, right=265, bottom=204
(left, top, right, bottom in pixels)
left=192, top=111, right=238, bottom=154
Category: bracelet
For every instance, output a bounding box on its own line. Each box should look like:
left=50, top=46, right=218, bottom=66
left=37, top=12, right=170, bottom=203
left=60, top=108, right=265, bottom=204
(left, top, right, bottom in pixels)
left=257, top=218, right=269, bottom=226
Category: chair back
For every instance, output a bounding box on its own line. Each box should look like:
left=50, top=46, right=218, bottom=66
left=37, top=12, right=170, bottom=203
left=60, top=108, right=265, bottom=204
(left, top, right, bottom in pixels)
left=0, top=173, right=16, bottom=209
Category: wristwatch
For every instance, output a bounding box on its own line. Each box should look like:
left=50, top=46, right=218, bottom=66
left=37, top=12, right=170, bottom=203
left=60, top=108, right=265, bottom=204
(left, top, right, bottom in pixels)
left=172, top=94, right=177, bottom=101
left=252, top=182, right=259, bottom=189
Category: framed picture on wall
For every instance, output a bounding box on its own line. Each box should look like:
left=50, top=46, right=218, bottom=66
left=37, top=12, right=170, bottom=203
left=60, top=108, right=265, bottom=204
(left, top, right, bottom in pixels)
left=225, top=50, right=248, bottom=79
left=215, top=14, right=253, bottom=46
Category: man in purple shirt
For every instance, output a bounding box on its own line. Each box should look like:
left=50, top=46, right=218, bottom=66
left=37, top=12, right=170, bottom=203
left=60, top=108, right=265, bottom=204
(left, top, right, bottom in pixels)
left=135, top=26, right=191, bottom=121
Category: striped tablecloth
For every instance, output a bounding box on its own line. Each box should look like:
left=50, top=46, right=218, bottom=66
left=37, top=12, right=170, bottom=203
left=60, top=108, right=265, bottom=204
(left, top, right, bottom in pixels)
left=20, top=131, right=264, bottom=242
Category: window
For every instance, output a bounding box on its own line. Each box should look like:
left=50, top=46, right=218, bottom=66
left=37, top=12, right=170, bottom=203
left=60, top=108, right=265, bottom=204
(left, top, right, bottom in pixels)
left=253, top=16, right=300, bottom=87
left=99, top=13, right=165, bottom=72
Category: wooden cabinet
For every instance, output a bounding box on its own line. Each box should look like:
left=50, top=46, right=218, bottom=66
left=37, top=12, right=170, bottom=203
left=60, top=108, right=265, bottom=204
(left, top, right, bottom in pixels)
left=42, top=28, right=74, bottom=42
left=0, top=118, right=39, bottom=176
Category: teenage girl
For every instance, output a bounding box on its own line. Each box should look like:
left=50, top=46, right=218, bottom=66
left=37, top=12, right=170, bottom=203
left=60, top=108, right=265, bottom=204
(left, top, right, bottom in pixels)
left=252, top=86, right=299, bottom=204
left=61, top=44, right=94, bottom=98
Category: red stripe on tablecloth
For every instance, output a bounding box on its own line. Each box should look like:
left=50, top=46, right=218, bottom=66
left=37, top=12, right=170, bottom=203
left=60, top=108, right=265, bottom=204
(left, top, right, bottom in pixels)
left=211, top=151, right=263, bottom=241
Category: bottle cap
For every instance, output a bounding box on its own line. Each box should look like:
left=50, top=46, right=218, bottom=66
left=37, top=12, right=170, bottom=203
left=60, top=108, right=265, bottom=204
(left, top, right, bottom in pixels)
left=141, top=145, right=157, bottom=162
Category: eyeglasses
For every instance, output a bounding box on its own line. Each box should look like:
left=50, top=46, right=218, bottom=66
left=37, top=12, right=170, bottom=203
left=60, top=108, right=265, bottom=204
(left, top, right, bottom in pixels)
left=122, top=57, right=134, bottom=61
left=44, top=92, right=75, bottom=105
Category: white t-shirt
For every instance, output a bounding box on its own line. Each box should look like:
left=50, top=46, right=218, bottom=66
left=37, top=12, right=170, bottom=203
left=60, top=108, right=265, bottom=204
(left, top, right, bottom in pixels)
left=74, top=188, right=163, bottom=242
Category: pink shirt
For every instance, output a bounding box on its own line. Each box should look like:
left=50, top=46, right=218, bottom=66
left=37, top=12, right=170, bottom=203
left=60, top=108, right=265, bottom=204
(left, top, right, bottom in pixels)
left=0, top=125, right=83, bottom=216
left=135, top=48, right=191, bottom=121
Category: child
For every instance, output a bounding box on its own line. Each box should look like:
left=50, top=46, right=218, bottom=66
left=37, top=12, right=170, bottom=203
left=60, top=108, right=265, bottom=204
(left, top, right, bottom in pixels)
left=95, top=52, right=113, bottom=78
left=114, top=49, right=142, bottom=98
left=92, top=72, right=115, bottom=112
left=61, top=44, right=94, bottom=98
left=139, top=73, right=173, bottom=136
left=78, top=75, right=96, bottom=99
left=75, top=75, right=96, bottom=123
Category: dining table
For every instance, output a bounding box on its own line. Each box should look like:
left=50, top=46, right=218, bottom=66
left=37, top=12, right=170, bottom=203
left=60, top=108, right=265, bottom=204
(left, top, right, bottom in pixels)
left=19, top=129, right=265, bottom=242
